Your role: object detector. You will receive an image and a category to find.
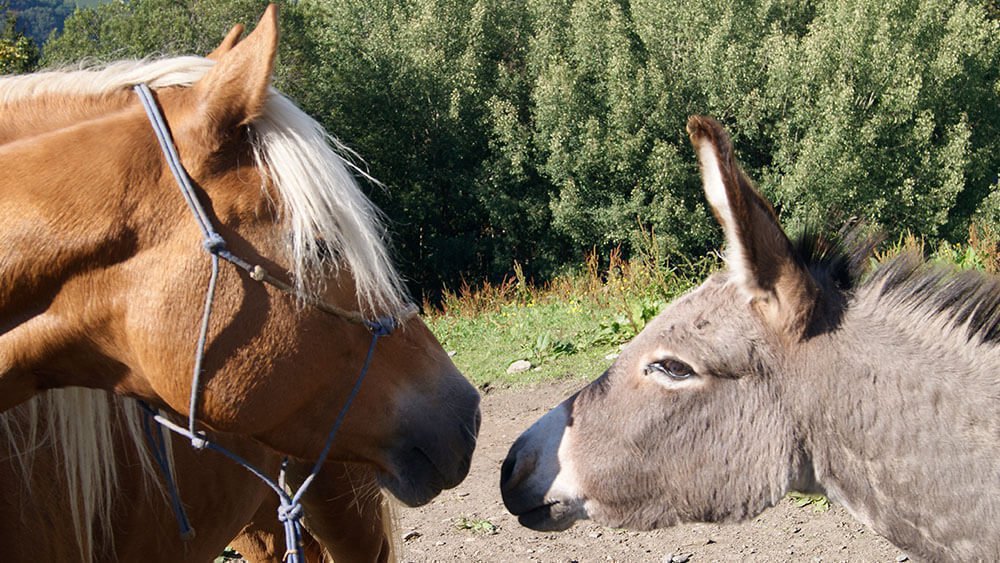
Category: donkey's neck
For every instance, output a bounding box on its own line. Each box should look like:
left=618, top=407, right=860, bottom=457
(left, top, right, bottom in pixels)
left=788, top=300, right=1000, bottom=561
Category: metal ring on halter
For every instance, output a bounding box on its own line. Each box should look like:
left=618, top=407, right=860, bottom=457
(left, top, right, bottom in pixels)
left=133, top=83, right=416, bottom=563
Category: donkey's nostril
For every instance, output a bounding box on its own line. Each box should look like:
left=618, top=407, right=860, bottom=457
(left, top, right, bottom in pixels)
left=500, top=453, right=516, bottom=489
left=500, top=445, right=536, bottom=494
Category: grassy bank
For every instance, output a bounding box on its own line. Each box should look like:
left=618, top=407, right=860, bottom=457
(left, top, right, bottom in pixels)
left=424, top=248, right=719, bottom=388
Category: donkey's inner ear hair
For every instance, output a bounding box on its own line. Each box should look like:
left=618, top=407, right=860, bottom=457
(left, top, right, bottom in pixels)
left=687, top=115, right=756, bottom=294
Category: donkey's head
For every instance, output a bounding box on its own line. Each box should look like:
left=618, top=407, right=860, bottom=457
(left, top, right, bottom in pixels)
left=501, top=116, right=819, bottom=531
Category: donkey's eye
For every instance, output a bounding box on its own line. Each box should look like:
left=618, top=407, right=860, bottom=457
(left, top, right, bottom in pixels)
left=645, top=359, right=696, bottom=380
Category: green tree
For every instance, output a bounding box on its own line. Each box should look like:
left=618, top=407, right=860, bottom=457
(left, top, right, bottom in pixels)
left=761, top=0, right=1000, bottom=239
left=42, top=0, right=278, bottom=65
left=1, top=1, right=38, bottom=74
left=523, top=0, right=999, bottom=260
left=288, top=0, right=552, bottom=298
left=521, top=0, right=815, bottom=260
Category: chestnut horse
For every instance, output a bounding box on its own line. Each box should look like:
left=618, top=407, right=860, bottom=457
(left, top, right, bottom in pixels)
left=502, top=116, right=1000, bottom=562
left=0, top=5, right=478, bottom=561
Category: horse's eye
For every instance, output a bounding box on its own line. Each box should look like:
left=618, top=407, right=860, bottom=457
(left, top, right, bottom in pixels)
left=645, top=359, right=696, bottom=380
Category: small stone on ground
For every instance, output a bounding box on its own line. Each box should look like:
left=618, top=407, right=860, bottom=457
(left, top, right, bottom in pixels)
left=506, top=359, right=532, bottom=374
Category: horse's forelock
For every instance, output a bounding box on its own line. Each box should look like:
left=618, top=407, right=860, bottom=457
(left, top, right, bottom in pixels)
left=251, top=94, right=409, bottom=313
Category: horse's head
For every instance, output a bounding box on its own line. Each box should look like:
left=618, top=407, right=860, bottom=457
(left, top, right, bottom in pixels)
left=501, top=116, right=818, bottom=530
left=0, top=6, right=478, bottom=506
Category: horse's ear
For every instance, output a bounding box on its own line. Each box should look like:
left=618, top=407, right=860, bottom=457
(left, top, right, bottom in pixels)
left=687, top=115, right=818, bottom=336
left=206, top=24, right=245, bottom=61
left=191, top=4, right=277, bottom=139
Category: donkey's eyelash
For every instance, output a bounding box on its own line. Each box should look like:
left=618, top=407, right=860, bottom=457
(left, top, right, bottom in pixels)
left=644, top=359, right=697, bottom=381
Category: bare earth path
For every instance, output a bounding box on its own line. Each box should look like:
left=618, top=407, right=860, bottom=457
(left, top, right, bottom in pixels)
left=397, top=378, right=906, bottom=563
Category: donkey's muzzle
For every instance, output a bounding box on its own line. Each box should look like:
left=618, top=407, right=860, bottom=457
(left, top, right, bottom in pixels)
left=500, top=400, right=587, bottom=531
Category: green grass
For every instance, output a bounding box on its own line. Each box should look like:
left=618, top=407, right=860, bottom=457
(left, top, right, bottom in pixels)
left=425, top=249, right=717, bottom=388
left=453, top=515, right=499, bottom=534
left=428, top=298, right=624, bottom=387
left=788, top=491, right=831, bottom=512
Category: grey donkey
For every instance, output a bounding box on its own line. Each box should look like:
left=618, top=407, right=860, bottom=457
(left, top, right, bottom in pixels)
left=501, top=115, right=1000, bottom=562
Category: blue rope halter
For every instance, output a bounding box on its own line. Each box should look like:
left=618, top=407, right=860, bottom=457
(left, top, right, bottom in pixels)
left=132, top=83, right=415, bottom=562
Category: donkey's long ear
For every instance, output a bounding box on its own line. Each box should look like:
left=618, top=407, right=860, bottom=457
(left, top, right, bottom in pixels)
left=190, top=5, right=277, bottom=139
left=687, top=115, right=817, bottom=336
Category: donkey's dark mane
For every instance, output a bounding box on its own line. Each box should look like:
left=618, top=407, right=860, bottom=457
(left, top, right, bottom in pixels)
left=792, top=228, right=1000, bottom=345
left=871, top=252, right=1000, bottom=344
left=792, top=226, right=879, bottom=293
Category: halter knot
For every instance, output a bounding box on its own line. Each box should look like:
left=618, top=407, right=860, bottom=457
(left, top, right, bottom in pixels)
left=203, top=233, right=227, bottom=254
left=189, top=434, right=209, bottom=450
left=277, top=502, right=304, bottom=523
left=365, top=316, right=397, bottom=336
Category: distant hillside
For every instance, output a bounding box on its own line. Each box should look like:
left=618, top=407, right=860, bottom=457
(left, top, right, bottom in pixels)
left=7, top=0, right=107, bottom=46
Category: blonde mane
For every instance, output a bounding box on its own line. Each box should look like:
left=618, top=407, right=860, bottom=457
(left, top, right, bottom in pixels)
left=0, top=56, right=409, bottom=313
left=0, top=391, right=168, bottom=563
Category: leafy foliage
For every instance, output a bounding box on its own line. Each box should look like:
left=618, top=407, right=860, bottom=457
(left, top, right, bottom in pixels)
left=35, top=0, right=1000, bottom=300
left=278, top=0, right=557, bottom=299
left=762, top=0, right=1000, bottom=241
left=788, top=491, right=831, bottom=513
left=1, top=1, right=39, bottom=73
left=529, top=331, right=577, bottom=364
left=453, top=515, right=499, bottom=534
left=42, top=0, right=277, bottom=65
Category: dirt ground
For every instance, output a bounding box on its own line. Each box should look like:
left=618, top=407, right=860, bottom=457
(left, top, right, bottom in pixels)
left=396, top=378, right=906, bottom=563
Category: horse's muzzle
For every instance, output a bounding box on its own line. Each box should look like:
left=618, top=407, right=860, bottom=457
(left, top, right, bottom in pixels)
left=380, top=380, right=480, bottom=506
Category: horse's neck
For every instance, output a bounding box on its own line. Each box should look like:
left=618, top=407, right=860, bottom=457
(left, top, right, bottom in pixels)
left=788, top=304, right=1000, bottom=561
left=0, top=95, right=131, bottom=145
left=0, top=104, right=160, bottom=409
left=0, top=110, right=145, bottom=311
